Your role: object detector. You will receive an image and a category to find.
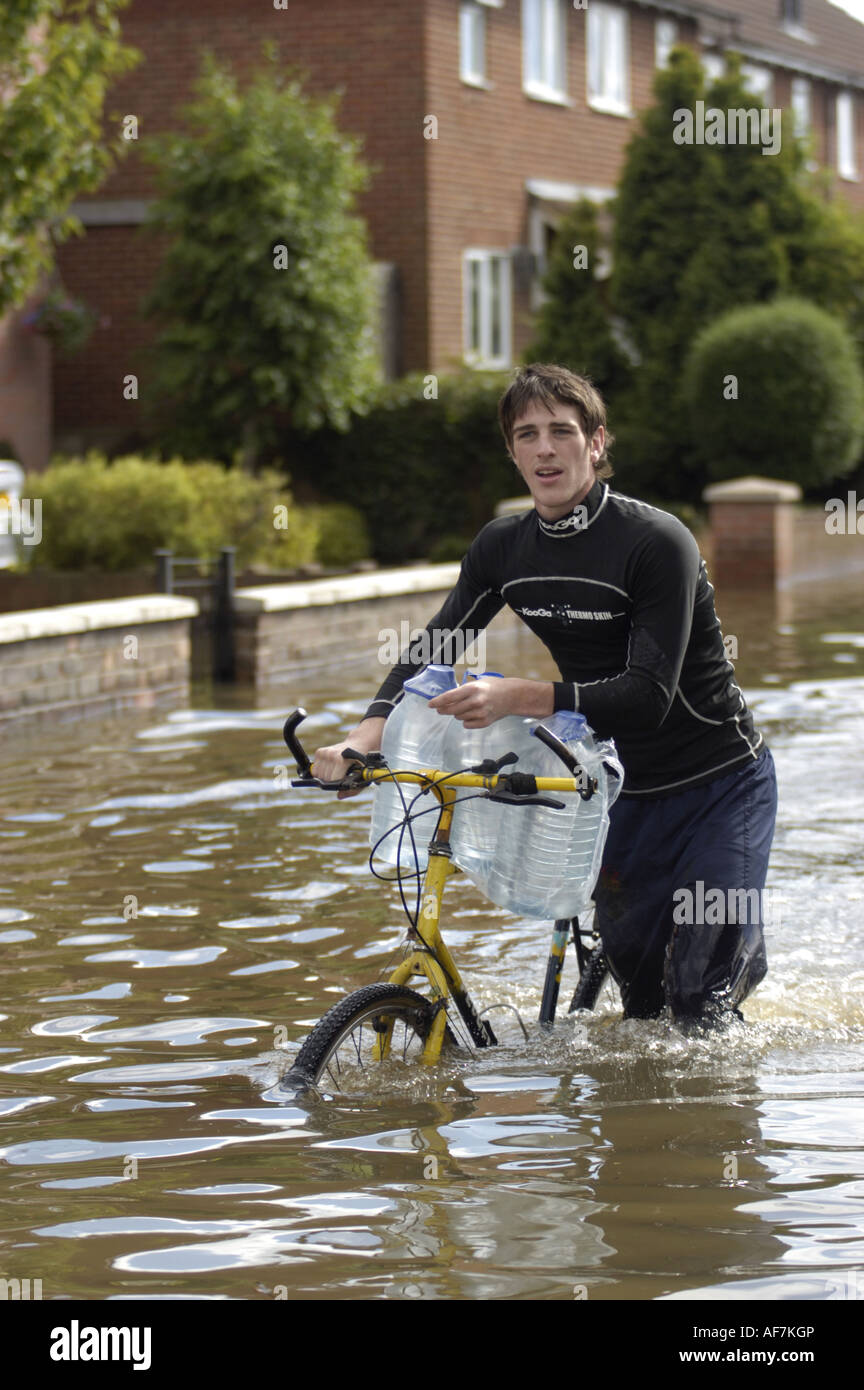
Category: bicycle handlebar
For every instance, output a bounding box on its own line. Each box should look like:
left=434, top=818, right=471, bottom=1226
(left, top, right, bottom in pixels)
left=282, top=709, right=313, bottom=778
left=283, top=707, right=590, bottom=802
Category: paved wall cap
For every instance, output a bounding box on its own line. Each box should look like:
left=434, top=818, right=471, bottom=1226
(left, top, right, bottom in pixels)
left=494, top=496, right=534, bottom=517
left=0, top=594, right=198, bottom=645
left=235, top=564, right=461, bottom=613
left=703, top=476, right=803, bottom=504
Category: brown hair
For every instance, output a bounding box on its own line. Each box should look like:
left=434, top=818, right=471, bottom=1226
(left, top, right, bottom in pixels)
left=498, top=363, right=615, bottom=479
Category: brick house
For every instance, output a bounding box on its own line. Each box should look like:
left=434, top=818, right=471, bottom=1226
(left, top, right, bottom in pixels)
left=13, top=0, right=864, bottom=462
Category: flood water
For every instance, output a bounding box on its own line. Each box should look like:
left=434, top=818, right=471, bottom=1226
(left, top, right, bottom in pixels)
left=1, top=571, right=863, bottom=1302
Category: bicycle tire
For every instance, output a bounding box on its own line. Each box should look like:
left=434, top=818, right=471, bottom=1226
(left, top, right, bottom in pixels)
left=280, top=983, right=446, bottom=1092
left=569, top=945, right=609, bottom=1012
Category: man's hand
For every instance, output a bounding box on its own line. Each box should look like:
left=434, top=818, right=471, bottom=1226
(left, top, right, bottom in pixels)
left=428, top=677, right=554, bottom=729
left=311, top=717, right=385, bottom=800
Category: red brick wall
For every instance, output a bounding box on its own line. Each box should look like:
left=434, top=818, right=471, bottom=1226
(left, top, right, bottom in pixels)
left=54, top=0, right=429, bottom=433
left=54, top=227, right=166, bottom=445
left=0, top=302, right=52, bottom=472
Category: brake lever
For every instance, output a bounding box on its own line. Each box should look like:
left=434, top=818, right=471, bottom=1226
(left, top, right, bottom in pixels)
left=291, top=776, right=354, bottom=791
left=463, top=751, right=519, bottom=775
left=486, top=791, right=566, bottom=809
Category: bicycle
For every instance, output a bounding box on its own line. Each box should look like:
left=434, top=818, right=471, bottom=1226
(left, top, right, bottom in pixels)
left=276, top=709, right=614, bottom=1095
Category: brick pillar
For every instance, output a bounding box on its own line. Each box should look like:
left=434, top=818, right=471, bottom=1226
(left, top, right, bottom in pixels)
left=703, top=476, right=802, bottom=588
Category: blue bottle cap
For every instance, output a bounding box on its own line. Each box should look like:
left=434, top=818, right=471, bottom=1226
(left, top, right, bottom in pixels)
left=404, top=664, right=459, bottom=698
left=534, top=711, right=589, bottom=742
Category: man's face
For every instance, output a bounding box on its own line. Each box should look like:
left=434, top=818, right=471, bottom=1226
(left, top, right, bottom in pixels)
left=509, top=401, right=604, bottom=521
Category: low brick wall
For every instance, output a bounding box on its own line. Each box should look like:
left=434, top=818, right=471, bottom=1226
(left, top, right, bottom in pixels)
left=0, top=595, right=197, bottom=726
left=234, top=565, right=461, bottom=685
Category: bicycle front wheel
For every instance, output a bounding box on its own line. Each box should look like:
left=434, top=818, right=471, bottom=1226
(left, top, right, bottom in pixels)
left=280, top=983, right=444, bottom=1092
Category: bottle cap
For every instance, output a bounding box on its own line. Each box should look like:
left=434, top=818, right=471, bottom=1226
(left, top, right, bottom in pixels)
left=404, top=664, right=458, bottom=698
left=535, top=711, right=589, bottom=742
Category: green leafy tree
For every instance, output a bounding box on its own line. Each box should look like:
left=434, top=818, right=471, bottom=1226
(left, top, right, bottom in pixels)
left=681, top=298, right=864, bottom=487
left=139, top=47, right=379, bottom=465
left=610, top=45, right=864, bottom=500
left=524, top=198, right=632, bottom=401
left=0, top=0, right=138, bottom=316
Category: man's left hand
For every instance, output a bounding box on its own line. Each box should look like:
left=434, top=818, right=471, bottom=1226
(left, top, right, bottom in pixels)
left=428, top=677, right=554, bottom=728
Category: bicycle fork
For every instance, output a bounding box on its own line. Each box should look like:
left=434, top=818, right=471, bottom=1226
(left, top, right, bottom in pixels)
left=539, top=917, right=600, bottom=1025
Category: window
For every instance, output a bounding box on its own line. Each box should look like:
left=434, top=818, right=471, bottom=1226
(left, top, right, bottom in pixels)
left=790, top=76, right=811, bottom=137
left=587, top=3, right=630, bottom=116
left=655, top=18, right=678, bottom=70
left=779, top=0, right=814, bottom=43
left=740, top=63, right=773, bottom=103
left=528, top=207, right=562, bottom=309
left=702, top=52, right=725, bottom=84
left=837, top=91, right=858, bottom=180
left=460, top=4, right=486, bottom=85
left=522, top=0, right=567, bottom=102
left=464, top=251, right=512, bottom=368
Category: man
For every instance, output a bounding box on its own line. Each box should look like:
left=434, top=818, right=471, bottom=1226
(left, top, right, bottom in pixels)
left=313, top=363, right=777, bottom=1027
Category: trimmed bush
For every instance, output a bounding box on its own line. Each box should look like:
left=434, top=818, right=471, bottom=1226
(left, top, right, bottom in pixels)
left=305, top=502, right=371, bottom=567
left=22, top=454, right=319, bottom=572
left=427, top=533, right=476, bottom=563
left=682, top=298, right=864, bottom=486
left=283, top=370, right=517, bottom=564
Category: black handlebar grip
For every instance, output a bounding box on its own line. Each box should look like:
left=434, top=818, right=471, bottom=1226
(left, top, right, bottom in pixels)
left=533, top=724, right=579, bottom=773
left=283, top=709, right=313, bottom=778
left=532, top=725, right=596, bottom=800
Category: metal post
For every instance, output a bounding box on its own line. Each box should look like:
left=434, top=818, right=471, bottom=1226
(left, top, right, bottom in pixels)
left=214, top=546, right=236, bottom=681
left=154, top=550, right=173, bottom=594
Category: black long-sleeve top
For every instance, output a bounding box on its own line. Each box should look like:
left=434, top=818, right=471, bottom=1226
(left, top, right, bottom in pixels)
left=364, top=479, right=763, bottom=798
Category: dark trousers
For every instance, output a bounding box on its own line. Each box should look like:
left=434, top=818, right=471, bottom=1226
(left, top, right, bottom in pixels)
left=592, top=748, right=777, bottom=1023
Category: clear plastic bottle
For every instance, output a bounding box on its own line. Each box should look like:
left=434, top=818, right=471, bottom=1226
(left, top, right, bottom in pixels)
left=369, top=664, right=457, bottom=869
left=484, top=711, right=624, bottom=919
left=444, top=672, right=538, bottom=886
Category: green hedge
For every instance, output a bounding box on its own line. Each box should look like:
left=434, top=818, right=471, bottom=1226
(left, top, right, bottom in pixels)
left=682, top=298, right=864, bottom=487
left=21, top=454, right=369, bottom=572
left=282, top=370, right=521, bottom=563
left=304, top=501, right=372, bottom=568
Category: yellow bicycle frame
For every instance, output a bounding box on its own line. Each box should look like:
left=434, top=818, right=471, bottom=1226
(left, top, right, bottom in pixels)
left=362, top=766, right=582, bottom=1065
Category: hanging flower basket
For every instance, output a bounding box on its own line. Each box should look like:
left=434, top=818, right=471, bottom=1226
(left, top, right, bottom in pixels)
left=21, top=289, right=98, bottom=353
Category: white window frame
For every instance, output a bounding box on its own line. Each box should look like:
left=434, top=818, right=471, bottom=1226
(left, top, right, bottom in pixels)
left=528, top=205, right=563, bottom=311
left=837, top=91, right=859, bottom=181
left=702, top=52, right=725, bottom=84
left=460, top=3, right=487, bottom=87
left=740, top=63, right=773, bottom=104
left=463, top=249, right=512, bottom=369
left=790, top=76, right=811, bottom=139
left=779, top=0, right=814, bottom=43
left=587, top=2, right=631, bottom=118
left=522, top=0, right=568, bottom=105
left=528, top=186, right=615, bottom=310
left=655, top=17, right=678, bottom=71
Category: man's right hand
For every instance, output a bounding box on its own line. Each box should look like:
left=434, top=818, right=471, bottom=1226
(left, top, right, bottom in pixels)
left=311, top=717, right=386, bottom=799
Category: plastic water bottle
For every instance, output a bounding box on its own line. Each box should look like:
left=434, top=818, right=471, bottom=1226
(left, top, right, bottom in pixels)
left=369, top=664, right=457, bottom=869
left=484, top=711, right=623, bottom=919
left=443, top=673, right=538, bottom=884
